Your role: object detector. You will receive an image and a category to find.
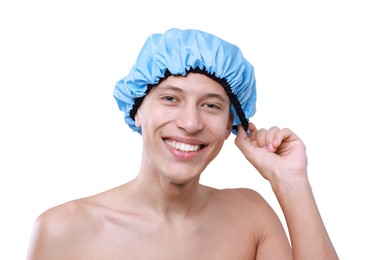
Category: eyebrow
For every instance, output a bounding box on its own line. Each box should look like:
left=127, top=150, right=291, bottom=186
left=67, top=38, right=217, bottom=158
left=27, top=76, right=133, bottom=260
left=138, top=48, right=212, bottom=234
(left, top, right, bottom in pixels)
left=205, top=93, right=227, bottom=103
left=159, top=85, right=183, bottom=93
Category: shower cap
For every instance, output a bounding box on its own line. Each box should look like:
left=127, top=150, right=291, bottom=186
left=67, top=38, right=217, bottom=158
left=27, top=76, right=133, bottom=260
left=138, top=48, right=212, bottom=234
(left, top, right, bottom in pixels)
left=113, top=28, right=256, bottom=134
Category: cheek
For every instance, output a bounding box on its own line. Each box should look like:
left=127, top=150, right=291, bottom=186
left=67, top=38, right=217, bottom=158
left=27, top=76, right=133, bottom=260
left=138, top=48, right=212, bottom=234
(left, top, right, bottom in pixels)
left=135, top=101, right=159, bottom=128
left=139, top=108, right=168, bottom=131
left=207, top=116, right=232, bottom=138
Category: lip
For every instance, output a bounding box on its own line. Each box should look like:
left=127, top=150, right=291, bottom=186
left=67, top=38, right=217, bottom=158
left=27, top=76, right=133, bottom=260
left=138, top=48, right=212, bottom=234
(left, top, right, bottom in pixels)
left=163, top=136, right=207, bottom=146
left=162, top=136, right=207, bottom=159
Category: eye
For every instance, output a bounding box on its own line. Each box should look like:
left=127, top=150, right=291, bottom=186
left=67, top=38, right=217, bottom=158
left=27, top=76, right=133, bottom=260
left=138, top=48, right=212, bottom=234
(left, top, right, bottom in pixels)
left=160, top=95, right=179, bottom=106
left=162, top=96, right=177, bottom=102
left=203, top=103, right=221, bottom=110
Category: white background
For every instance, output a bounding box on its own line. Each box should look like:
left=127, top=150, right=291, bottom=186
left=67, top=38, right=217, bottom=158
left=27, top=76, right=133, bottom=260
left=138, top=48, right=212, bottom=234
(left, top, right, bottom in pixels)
left=1, top=0, right=365, bottom=259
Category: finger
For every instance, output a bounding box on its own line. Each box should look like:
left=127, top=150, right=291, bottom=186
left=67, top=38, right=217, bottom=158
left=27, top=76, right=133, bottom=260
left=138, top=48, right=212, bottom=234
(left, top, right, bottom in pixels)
left=235, top=123, right=261, bottom=158
left=255, top=128, right=268, bottom=148
left=237, top=123, right=258, bottom=139
left=236, top=124, right=248, bottom=140
left=273, top=127, right=299, bottom=147
left=235, top=124, right=256, bottom=159
left=265, top=126, right=281, bottom=151
left=235, top=131, right=278, bottom=175
left=248, top=122, right=257, bottom=138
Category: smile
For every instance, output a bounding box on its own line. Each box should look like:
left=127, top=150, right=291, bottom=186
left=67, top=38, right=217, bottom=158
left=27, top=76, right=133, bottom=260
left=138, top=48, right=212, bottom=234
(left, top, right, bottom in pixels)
left=164, top=139, right=203, bottom=152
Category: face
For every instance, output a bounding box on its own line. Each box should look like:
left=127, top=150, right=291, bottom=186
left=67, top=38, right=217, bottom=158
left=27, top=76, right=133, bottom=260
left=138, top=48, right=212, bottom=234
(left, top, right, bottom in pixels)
left=135, top=73, right=233, bottom=184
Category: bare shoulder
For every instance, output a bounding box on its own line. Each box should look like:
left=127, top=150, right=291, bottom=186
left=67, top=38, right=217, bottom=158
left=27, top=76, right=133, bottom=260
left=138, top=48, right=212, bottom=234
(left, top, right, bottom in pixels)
left=205, top=187, right=292, bottom=258
left=26, top=198, right=95, bottom=258
left=27, top=186, right=125, bottom=260
left=223, top=187, right=266, bottom=201
left=208, top=186, right=272, bottom=211
left=204, top=186, right=288, bottom=238
left=33, top=198, right=96, bottom=237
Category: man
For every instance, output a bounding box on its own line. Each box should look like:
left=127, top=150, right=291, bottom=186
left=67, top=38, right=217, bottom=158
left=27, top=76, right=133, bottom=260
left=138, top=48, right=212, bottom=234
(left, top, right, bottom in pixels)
left=27, top=28, right=338, bottom=259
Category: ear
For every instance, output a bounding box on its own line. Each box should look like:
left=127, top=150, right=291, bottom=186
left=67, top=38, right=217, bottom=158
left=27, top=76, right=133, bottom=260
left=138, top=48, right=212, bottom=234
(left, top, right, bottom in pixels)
left=134, top=110, right=141, bottom=128
left=225, top=112, right=234, bottom=139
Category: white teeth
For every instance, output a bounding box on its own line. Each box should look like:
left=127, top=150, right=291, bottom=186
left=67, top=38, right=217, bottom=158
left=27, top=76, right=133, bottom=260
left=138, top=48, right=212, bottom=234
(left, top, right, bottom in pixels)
left=165, top=140, right=201, bottom=152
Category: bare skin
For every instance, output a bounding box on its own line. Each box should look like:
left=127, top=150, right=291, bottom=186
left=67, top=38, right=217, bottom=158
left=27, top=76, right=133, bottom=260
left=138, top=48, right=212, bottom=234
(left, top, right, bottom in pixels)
left=27, top=184, right=290, bottom=259
left=27, top=73, right=338, bottom=259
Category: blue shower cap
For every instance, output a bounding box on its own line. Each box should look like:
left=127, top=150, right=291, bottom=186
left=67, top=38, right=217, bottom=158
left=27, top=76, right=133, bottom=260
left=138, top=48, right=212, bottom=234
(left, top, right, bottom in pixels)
left=113, top=28, right=256, bottom=134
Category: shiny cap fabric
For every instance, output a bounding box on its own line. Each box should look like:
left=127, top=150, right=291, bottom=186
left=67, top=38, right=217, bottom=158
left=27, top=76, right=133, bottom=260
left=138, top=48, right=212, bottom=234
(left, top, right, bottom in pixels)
left=113, top=28, right=257, bottom=134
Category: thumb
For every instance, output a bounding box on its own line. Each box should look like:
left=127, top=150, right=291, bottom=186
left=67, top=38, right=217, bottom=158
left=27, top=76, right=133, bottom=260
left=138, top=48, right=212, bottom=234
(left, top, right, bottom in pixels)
left=235, top=135, right=254, bottom=164
left=234, top=125, right=253, bottom=161
left=234, top=125, right=277, bottom=178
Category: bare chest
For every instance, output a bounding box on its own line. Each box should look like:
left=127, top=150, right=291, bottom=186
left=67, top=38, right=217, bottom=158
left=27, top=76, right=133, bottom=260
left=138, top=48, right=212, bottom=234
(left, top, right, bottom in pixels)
left=74, top=217, right=257, bottom=260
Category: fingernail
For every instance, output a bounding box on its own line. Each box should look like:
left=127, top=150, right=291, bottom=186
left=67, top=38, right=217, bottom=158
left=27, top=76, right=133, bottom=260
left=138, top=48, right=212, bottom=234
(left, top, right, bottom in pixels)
left=267, top=143, right=274, bottom=150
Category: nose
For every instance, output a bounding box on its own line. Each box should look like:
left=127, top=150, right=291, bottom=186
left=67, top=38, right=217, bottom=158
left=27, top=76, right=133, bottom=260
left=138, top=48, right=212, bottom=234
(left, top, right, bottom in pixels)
left=175, top=105, right=203, bottom=133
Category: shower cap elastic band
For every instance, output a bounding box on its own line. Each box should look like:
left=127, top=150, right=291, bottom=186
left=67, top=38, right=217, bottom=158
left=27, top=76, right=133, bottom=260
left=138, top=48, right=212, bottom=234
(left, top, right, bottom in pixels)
left=113, top=28, right=257, bottom=134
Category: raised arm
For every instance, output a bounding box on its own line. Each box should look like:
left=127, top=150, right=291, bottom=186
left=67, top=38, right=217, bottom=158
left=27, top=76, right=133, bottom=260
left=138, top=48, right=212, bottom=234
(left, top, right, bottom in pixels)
left=235, top=123, right=338, bottom=260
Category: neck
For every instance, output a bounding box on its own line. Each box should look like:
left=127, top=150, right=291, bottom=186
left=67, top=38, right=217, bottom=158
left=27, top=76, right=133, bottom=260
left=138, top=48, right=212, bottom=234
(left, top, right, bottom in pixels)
left=132, top=171, right=206, bottom=220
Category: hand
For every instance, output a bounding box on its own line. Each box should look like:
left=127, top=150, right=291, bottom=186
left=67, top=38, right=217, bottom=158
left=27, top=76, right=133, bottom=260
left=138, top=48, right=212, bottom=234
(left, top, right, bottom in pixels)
left=235, top=123, right=308, bottom=187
